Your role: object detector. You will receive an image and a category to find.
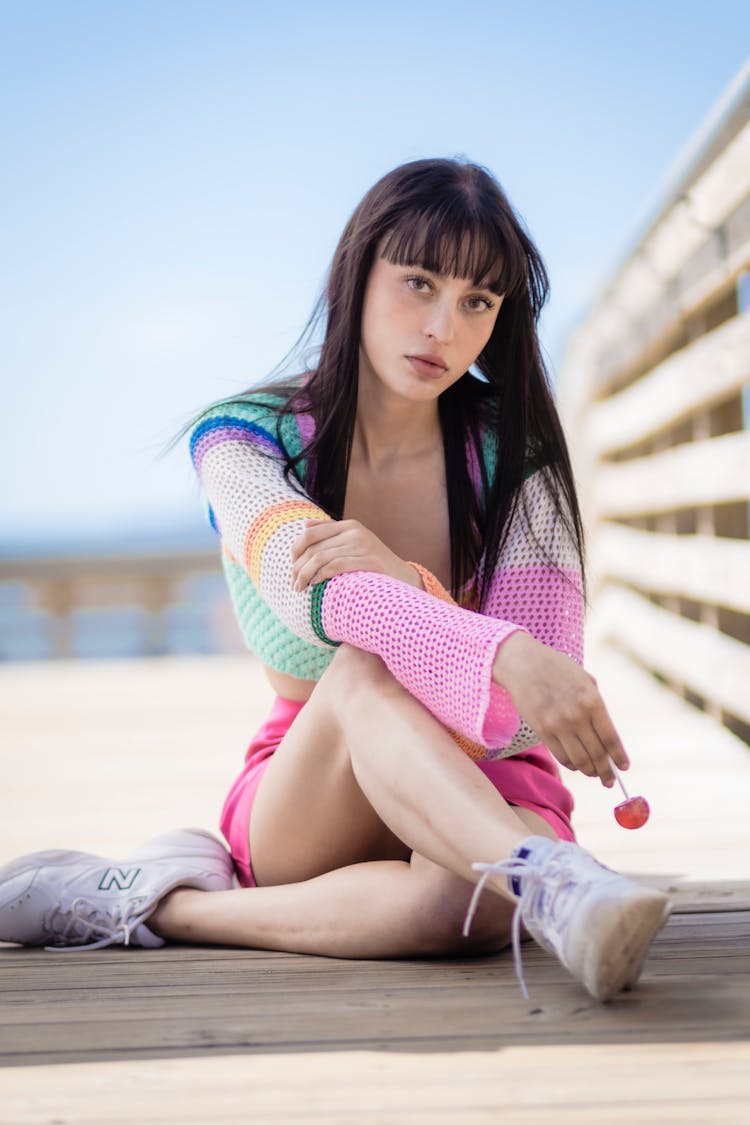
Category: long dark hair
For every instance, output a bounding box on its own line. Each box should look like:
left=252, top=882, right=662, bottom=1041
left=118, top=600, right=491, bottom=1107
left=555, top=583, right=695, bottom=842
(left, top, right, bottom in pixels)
left=204, top=157, right=584, bottom=608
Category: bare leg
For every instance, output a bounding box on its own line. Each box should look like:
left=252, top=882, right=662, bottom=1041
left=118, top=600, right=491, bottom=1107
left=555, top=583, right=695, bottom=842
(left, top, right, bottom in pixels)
left=150, top=809, right=552, bottom=958
left=249, top=646, right=548, bottom=886
left=149, top=646, right=557, bottom=955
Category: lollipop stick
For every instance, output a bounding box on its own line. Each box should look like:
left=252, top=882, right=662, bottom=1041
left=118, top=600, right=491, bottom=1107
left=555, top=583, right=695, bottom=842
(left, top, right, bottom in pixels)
left=609, top=759, right=630, bottom=801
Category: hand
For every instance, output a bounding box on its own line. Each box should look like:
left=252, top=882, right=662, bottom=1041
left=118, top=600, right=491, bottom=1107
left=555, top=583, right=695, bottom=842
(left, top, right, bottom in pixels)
left=291, top=519, right=419, bottom=592
left=492, top=631, right=629, bottom=787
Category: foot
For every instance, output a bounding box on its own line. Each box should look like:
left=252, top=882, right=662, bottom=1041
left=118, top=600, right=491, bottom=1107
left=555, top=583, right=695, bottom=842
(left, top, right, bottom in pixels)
left=466, top=837, right=671, bottom=1002
left=0, top=828, right=235, bottom=951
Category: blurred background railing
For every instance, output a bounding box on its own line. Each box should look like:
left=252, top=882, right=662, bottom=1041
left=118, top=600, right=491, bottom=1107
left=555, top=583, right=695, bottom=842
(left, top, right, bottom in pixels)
left=559, top=63, right=750, bottom=748
left=0, top=548, right=241, bottom=661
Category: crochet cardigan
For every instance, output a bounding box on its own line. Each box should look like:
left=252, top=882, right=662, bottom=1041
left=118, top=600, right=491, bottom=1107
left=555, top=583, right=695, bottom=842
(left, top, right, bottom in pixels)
left=190, top=391, right=584, bottom=761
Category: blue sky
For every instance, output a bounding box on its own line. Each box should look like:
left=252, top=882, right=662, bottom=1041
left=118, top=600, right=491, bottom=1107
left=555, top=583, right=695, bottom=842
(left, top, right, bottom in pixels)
left=3, top=1, right=749, bottom=546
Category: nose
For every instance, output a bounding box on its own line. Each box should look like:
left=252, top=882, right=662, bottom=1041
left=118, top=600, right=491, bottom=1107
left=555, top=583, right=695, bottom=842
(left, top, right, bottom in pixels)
left=423, top=298, right=455, bottom=345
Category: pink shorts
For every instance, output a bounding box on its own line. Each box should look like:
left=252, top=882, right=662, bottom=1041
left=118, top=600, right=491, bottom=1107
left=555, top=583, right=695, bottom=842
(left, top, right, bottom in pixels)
left=220, top=696, right=576, bottom=888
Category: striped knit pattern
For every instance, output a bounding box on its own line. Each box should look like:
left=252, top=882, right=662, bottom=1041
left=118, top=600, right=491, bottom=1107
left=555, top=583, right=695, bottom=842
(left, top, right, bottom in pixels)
left=191, top=414, right=282, bottom=467
left=190, top=390, right=585, bottom=758
left=244, top=500, right=330, bottom=586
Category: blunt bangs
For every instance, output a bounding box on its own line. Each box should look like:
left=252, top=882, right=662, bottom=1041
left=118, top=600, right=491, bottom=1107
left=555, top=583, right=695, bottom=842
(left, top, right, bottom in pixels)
left=379, top=200, right=529, bottom=298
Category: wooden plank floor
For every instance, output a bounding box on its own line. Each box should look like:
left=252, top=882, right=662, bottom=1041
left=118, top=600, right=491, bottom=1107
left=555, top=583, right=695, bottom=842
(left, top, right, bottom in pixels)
left=1, top=648, right=749, bottom=1121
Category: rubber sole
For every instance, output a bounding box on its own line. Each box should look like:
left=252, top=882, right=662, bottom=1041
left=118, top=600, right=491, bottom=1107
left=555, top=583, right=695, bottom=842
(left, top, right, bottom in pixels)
left=583, top=888, right=672, bottom=1002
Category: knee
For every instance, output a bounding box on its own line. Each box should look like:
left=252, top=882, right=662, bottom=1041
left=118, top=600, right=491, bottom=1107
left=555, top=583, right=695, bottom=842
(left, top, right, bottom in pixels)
left=329, top=643, right=388, bottom=682
left=323, top=645, right=398, bottom=711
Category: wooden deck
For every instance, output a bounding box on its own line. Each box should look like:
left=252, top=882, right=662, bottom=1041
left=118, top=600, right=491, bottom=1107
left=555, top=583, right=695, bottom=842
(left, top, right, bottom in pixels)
left=1, top=648, right=749, bottom=1121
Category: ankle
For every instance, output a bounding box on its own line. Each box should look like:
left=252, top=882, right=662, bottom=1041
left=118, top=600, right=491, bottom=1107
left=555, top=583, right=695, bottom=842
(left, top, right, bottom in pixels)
left=507, top=835, right=560, bottom=894
left=146, top=884, right=222, bottom=943
left=143, top=887, right=185, bottom=938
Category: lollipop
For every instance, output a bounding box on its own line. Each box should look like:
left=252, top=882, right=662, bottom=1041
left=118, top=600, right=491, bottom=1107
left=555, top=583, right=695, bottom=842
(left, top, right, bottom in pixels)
left=610, top=762, right=650, bottom=829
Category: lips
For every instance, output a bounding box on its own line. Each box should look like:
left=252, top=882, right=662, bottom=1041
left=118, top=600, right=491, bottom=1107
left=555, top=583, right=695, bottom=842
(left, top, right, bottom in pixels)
left=411, top=351, right=445, bottom=369
left=406, top=354, right=449, bottom=380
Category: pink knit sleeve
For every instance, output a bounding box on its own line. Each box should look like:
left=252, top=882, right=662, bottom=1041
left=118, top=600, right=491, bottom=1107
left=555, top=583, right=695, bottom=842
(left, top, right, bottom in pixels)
left=478, top=468, right=585, bottom=758
left=320, top=573, right=526, bottom=749
left=484, top=472, right=583, bottom=659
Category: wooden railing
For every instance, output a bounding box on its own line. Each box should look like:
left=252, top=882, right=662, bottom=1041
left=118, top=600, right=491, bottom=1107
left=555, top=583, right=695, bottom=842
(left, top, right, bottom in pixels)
left=559, top=62, right=750, bottom=745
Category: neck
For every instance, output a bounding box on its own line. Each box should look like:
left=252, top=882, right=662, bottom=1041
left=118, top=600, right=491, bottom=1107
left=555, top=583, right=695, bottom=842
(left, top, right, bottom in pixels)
left=353, top=372, right=442, bottom=473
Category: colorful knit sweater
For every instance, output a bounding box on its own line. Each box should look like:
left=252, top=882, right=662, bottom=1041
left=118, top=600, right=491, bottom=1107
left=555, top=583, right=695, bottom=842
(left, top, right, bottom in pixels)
left=190, top=391, right=584, bottom=761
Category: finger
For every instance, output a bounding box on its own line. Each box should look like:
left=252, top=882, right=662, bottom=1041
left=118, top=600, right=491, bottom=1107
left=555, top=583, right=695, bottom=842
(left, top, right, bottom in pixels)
left=293, top=552, right=322, bottom=590
left=292, top=521, right=337, bottom=558
left=557, top=718, right=612, bottom=782
left=295, top=547, right=360, bottom=591
left=302, top=562, right=345, bottom=588
left=558, top=683, right=628, bottom=782
left=590, top=703, right=630, bottom=772
left=576, top=729, right=616, bottom=786
left=578, top=711, right=633, bottom=786
left=543, top=725, right=598, bottom=778
left=291, top=519, right=340, bottom=562
left=299, top=560, right=358, bottom=590
left=567, top=732, right=599, bottom=778
left=292, top=530, right=348, bottom=580
left=542, top=732, right=574, bottom=773
left=516, top=697, right=592, bottom=776
left=539, top=724, right=580, bottom=778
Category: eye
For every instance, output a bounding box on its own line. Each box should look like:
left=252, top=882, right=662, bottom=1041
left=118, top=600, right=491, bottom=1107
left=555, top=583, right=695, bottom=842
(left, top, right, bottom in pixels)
left=465, top=294, right=496, bottom=312
left=405, top=274, right=433, bottom=294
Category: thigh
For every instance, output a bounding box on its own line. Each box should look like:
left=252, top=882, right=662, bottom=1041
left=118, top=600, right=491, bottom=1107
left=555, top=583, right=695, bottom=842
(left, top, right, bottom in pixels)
left=248, top=670, right=410, bottom=888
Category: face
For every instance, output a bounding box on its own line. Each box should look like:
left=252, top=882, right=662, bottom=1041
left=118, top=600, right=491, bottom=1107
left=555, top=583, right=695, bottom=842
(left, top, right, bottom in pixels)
left=358, top=252, right=503, bottom=402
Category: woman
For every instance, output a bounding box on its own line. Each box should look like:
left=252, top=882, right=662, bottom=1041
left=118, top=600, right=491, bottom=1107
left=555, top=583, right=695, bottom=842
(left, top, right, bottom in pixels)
left=0, top=159, right=669, bottom=1001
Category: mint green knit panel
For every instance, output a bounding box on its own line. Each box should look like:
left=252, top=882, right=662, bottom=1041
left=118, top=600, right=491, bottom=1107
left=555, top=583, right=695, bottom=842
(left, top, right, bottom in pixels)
left=199, top=388, right=332, bottom=679
left=222, top=550, right=335, bottom=679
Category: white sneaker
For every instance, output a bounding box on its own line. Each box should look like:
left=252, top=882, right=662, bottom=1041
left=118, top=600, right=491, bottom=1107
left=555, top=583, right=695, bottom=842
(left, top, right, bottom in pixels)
left=464, top=836, right=671, bottom=1002
left=0, top=828, right=235, bottom=951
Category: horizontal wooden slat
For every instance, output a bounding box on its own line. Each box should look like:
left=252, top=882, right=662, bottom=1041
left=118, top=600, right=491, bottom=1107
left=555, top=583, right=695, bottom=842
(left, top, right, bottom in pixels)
left=594, top=584, right=750, bottom=724
left=677, top=233, right=750, bottom=320
left=1, top=1041, right=750, bottom=1123
left=562, top=232, right=750, bottom=402
left=594, top=430, right=750, bottom=516
left=581, top=119, right=750, bottom=352
left=688, top=116, right=750, bottom=231
left=589, top=312, right=750, bottom=455
left=594, top=526, right=750, bottom=614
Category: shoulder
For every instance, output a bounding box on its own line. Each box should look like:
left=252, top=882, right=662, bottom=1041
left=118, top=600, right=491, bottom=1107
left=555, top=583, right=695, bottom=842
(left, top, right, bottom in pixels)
left=189, top=383, right=306, bottom=469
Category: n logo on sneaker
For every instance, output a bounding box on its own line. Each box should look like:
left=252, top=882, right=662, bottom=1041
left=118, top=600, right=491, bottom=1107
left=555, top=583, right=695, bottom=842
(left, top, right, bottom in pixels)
left=98, top=867, right=142, bottom=891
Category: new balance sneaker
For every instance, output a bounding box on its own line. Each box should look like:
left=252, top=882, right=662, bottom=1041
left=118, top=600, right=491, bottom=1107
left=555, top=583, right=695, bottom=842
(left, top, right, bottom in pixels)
left=464, top=835, right=671, bottom=1002
left=0, top=828, right=235, bottom=951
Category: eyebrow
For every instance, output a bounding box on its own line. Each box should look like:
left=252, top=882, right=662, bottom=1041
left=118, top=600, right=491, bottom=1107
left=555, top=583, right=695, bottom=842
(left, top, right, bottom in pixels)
left=400, top=262, right=497, bottom=292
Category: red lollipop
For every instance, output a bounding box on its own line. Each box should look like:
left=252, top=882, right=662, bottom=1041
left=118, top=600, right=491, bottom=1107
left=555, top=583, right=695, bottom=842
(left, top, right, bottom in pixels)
left=614, top=795, right=650, bottom=829
left=610, top=763, right=650, bottom=829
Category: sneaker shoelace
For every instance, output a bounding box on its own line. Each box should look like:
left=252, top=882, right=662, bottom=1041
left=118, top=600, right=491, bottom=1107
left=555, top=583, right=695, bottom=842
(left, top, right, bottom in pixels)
left=462, top=849, right=586, bottom=1001
left=43, top=896, right=153, bottom=952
